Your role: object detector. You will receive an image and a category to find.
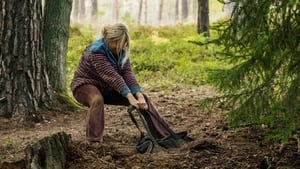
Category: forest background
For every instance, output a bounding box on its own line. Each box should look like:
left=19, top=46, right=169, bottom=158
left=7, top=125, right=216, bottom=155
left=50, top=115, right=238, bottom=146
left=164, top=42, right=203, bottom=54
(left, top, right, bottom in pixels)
left=68, top=0, right=300, bottom=143
left=1, top=0, right=300, bottom=168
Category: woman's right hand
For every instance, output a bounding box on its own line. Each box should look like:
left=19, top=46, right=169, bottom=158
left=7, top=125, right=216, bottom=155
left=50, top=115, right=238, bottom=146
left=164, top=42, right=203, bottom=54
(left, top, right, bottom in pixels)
left=125, top=93, right=139, bottom=109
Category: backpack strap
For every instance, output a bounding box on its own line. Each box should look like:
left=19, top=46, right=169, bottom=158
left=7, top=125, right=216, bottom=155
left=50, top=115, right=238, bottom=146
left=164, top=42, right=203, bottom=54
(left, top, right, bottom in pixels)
left=127, top=105, right=145, bottom=138
left=143, top=109, right=179, bottom=139
left=127, top=105, right=157, bottom=153
left=127, top=105, right=193, bottom=152
left=139, top=108, right=194, bottom=147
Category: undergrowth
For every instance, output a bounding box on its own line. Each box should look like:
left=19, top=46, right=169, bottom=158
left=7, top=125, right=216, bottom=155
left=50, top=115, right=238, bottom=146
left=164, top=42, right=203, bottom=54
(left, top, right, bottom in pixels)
left=67, top=24, right=228, bottom=92
left=66, top=23, right=297, bottom=144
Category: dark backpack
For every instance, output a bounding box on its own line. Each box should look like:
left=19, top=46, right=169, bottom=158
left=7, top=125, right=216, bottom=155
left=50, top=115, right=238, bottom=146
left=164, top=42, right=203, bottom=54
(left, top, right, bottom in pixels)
left=127, top=106, right=193, bottom=153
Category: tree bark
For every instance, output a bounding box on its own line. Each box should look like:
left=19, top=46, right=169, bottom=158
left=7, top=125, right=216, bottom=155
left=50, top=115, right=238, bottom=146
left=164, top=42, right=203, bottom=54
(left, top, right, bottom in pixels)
left=78, top=0, right=85, bottom=21
left=91, top=0, right=98, bottom=18
left=144, top=0, right=148, bottom=24
left=71, top=0, right=79, bottom=22
left=0, top=0, right=53, bottom=119
left=158, top=0, right=164, bottom=25
left=181, top=0, right=188, bottom=22
left=43, top=0, right=73, bottom=92
left=175, top=0, right=179, bottom=23
left=0, top=132, right=70, bottom=169
left=138, top=0, right=143, bottom=25
left=192, top=0, right=198, bottom=20
left=113, top=0, right=119, bottom=22
left=25, top=132, right=70, bottom=169
left=197, top=0, right=210, bottom=37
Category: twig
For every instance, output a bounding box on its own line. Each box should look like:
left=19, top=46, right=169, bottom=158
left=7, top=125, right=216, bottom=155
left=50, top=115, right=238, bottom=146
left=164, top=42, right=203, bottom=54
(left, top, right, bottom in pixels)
left=0, top=97, right=6, bottom=102
left=88, top=150, right=124, bottom=169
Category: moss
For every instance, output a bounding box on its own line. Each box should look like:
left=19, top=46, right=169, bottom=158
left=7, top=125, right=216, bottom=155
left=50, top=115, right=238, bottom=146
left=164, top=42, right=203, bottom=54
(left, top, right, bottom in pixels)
left=56, top=90, right=82, bottom=111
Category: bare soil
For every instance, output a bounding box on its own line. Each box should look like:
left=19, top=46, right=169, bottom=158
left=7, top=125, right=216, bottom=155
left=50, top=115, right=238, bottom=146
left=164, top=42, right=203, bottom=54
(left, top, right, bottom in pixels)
left=1, top=86, right=299, bottom=169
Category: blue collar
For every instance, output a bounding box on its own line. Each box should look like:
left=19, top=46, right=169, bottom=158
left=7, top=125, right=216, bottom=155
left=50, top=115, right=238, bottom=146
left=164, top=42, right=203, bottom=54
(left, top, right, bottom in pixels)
left=88, top=38, right=125, bottom=65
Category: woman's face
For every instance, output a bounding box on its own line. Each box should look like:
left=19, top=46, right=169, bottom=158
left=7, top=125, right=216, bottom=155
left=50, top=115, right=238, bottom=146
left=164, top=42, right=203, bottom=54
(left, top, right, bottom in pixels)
left=108, top=40, right=120, bottom=56
left=108, top=41, right=128, bottom=55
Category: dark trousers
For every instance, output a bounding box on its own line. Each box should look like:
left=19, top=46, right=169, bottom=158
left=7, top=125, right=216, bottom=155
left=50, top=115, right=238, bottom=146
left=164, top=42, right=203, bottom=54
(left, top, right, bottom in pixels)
left=73, top=84, right=170, bottom=142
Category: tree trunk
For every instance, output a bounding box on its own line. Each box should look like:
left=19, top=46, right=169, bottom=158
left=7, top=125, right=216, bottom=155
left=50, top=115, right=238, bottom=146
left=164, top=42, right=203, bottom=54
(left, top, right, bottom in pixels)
left=91, top=0, right=98, bottom=18
left=43, top=0, right=73, bottom=92
left=158, top=0, right=164, bottom=25
left=25, top=132, right=70, bottom=169
left=144, top=0, right=148, bottom=24
left=197, top=0, right=210, bottom=37
left=113, top=0, right=119, bottom=22
left=175, top=0, right=179, bottom=23
left=192, top=0, right=198, bottom=20
left=71, top=0, right=79, bottom=22
left=0, top=132, right=70, bottom=169
left=78, top=0, right=85, bottom=22
left=0, top=0, right=53, bottom=119
left=138, top=0, right=143, bottom=25
left=181, top=0, right=188, bottom=22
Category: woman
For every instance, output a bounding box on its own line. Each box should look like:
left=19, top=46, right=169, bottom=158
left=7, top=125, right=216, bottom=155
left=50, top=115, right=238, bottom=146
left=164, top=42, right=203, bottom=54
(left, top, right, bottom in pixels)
left=71, top=23, right=170, bottom=144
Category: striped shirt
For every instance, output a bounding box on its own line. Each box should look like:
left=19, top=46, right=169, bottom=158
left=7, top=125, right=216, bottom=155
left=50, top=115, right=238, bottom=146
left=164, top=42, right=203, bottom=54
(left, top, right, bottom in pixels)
left=71, top=49, right=141, bottom=96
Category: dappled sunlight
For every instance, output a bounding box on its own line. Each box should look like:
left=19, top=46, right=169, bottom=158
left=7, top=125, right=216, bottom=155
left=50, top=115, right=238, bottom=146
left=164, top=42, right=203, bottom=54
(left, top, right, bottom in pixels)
left=150, top=31, right=169, bottom=45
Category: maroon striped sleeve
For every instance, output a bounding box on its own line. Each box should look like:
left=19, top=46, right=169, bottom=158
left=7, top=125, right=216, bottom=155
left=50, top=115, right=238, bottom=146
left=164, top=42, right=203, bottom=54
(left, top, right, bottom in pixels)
left=122, top=60, right=141, bottom=94
left=89, top=53, right=130, bottom=95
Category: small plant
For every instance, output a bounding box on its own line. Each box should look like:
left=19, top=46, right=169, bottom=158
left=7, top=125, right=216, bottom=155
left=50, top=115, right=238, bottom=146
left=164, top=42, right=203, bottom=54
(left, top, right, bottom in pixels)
left=3, top=136, right=22, bottom=152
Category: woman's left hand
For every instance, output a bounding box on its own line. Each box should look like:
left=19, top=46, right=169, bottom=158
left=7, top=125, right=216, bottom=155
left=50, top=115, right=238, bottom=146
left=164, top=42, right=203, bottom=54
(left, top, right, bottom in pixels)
left=136, top=92, right=148, bottom=110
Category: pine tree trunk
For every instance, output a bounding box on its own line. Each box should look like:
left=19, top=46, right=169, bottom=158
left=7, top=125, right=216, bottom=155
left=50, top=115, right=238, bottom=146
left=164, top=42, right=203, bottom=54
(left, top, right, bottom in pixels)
left=71, top=0, right=79, bottom=22
left=197, top=0, right=210, bottom=37
left=43, top=0, right=73, bottom=92
left=91, top=0, right=98, bottom=18
left=0, top=0, right=53, bottom=119
left=158, top=0, right=164, bottom=25
left=181, top=0, right=188, bottom=22
left=144, top=0, right=148, bottom=24
left=25, top=132, right=70, bottom=169
left=192, top=0, right=198, bottom=20
left=113, top=0, right=119, bottom=22
left=175, top=0, right=179, bottom=23
left=0, top=132, right=70, bottom=169
left=138, top=0, right=143, bottom=25
left=79, top=0, right=85, bottom=22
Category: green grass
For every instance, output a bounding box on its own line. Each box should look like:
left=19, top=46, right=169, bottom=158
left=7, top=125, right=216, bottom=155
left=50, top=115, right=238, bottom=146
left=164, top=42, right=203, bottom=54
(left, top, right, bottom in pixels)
left=66, top=0, right=227, bottom=92
left=66, top=24, right=229, bottom=92
left=129, top=24, right=228, bottom=90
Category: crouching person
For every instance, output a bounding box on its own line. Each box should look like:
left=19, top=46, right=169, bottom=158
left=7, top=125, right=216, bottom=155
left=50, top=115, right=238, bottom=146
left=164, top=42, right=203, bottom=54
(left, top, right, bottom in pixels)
left=70, top=23, right=171, bottom=144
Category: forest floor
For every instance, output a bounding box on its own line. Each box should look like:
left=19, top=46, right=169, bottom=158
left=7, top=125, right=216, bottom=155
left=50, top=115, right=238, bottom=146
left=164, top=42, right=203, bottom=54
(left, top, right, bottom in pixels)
left=0, top=85, right=299, bottom=169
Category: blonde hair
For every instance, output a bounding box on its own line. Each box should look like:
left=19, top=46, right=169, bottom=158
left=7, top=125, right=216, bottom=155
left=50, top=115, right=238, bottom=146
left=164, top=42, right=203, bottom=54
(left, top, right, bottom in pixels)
left=102, top=23, right=130, bottom=66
